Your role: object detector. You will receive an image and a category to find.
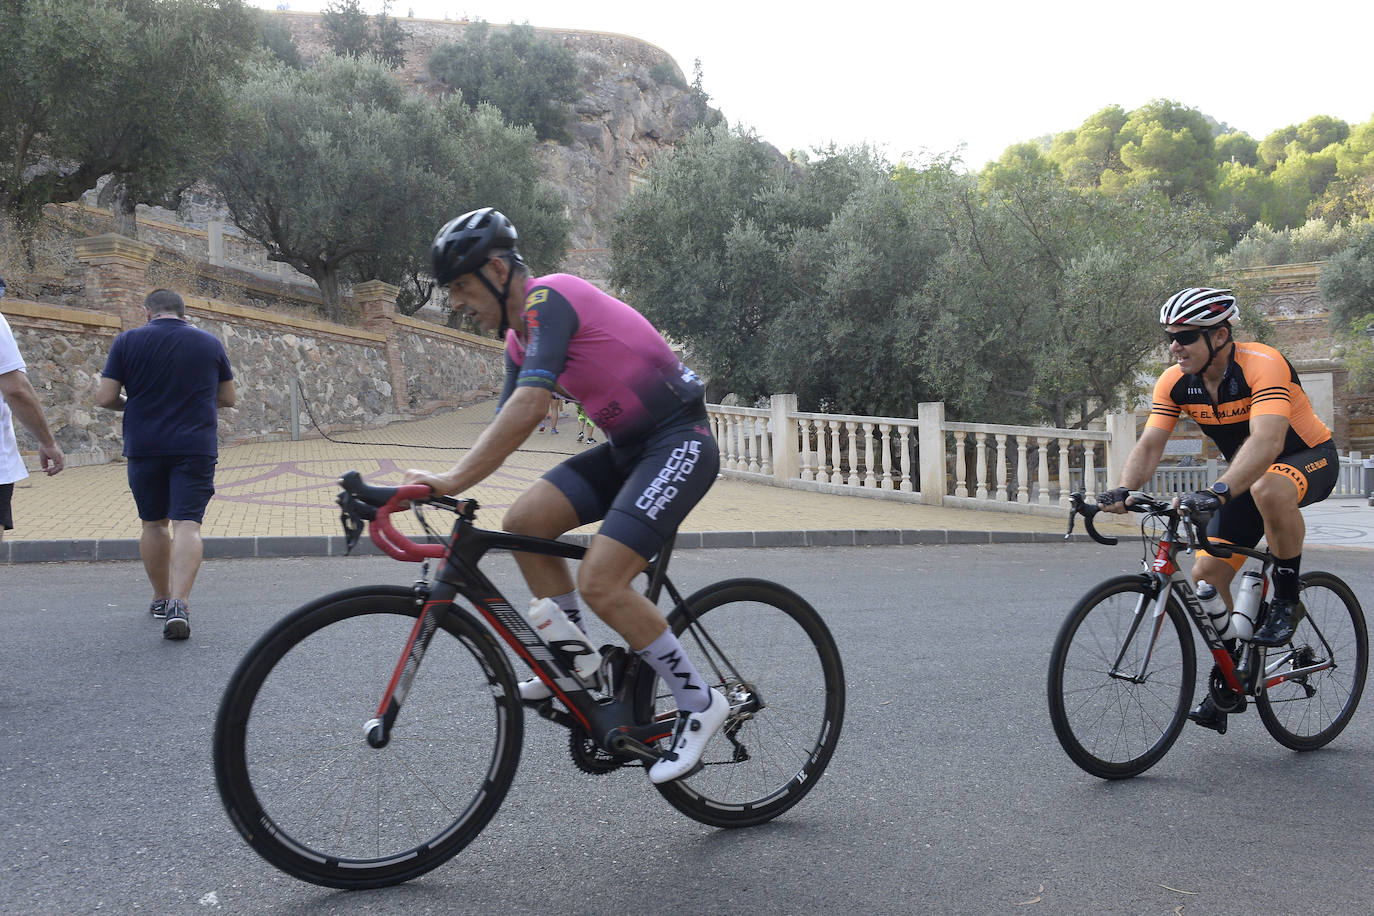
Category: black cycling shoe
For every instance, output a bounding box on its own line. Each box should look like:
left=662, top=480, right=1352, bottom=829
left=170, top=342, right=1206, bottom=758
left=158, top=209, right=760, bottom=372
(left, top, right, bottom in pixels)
left=1252, top=597, right=1299, bottom=647
left=1188, top=696, right=1228, bottom=734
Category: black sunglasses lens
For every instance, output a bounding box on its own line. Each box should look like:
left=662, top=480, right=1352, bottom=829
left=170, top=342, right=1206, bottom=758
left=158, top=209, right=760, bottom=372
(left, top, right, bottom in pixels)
left=1167, top=329, right=1203, bottom=345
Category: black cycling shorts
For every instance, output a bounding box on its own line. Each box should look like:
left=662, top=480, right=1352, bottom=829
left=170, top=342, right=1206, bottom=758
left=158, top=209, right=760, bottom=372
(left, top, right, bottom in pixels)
left=543, top=415, right=719, bottom=559
left=1208, top=440, right=1339, bottom=562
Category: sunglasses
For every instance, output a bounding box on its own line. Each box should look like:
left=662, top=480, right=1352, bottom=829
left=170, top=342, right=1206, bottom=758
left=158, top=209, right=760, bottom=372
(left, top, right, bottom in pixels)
left=1165, top=328, right=1207, bottom=346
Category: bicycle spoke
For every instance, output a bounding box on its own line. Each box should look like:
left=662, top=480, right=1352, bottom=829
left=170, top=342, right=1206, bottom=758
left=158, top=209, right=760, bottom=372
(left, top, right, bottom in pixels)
left=1256, top=572, right=1367, bottom=751
left=1049, top=577, right=1194, bottom=779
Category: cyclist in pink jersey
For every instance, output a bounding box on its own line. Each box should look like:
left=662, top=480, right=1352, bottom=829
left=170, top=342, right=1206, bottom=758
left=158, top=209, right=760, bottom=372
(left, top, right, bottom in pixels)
left=404, top=208, right=725, bottom=783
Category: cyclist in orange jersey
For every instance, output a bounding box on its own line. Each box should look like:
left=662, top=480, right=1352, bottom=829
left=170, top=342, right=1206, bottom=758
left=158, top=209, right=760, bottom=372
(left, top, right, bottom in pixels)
left=1099, top=287, right=1338, bottom=733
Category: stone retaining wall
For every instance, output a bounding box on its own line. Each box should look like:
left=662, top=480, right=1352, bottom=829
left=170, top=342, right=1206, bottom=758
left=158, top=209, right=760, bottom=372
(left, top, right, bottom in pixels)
left=3, top=235, right=503, bottom=464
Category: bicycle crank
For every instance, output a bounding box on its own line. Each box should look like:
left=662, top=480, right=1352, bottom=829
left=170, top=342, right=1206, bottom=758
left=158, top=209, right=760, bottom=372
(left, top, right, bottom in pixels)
left=1207, top=666, right=1246, bottom=714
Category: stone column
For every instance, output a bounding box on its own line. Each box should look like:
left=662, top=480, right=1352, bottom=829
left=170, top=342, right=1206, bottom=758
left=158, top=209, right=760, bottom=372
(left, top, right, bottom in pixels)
left=917, top=401, right=946, bottom=506
left=769, top=393, right=798, bottom=484
left=73, top=234, right=157, bottom=331
left=355, top=280, right=407, bottom=413
left=1105, top=410, right=1136, bottom=490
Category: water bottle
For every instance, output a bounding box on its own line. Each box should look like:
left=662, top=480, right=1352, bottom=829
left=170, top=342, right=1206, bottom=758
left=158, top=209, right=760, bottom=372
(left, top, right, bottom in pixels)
left=1230, top=570, right=1264, bottom=642
left=527, top=598, right=601, bottom=687
left=1196, top=581, right=1233, bottom=638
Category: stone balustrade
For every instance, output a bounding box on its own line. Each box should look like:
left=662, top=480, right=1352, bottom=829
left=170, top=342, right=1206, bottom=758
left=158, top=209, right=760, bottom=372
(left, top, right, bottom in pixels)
left=708, top=395, right=1371, bottom=514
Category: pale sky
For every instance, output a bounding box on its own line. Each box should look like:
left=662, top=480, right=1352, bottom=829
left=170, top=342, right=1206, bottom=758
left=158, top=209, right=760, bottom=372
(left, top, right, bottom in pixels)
left=257, top=0, right=1374, bottom=170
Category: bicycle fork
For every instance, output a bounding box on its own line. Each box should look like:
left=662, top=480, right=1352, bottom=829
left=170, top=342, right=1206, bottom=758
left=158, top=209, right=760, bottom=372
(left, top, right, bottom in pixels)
left=365, top=581, right=449, bottom=748
left=1108, top=584, right=1180, bottom=686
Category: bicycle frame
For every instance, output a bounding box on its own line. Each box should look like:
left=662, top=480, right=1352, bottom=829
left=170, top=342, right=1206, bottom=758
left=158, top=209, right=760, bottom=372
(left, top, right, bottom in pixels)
left=1074, top=493, right=1337, bottom=698
left=344, top=474, right=693, bottom=766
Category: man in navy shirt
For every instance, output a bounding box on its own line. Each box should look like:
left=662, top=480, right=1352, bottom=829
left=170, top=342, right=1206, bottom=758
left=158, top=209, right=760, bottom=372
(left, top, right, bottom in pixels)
left=97, top=290, right=236, bottom=640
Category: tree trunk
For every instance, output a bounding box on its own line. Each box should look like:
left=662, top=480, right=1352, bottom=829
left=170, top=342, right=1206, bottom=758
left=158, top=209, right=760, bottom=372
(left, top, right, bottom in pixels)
left=314, top=268, right=343, bottom=324
left=97, top=177, right=138, bottom=237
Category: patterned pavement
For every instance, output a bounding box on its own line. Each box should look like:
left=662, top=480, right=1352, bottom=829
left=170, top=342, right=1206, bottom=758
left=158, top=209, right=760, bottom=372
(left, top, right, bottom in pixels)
left=3, top=399, right=1369, bottom=562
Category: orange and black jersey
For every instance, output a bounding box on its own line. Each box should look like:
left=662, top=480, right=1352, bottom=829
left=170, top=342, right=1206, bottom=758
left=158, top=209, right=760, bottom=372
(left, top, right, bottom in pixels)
left=1146, top=342, right=1331, bottom=462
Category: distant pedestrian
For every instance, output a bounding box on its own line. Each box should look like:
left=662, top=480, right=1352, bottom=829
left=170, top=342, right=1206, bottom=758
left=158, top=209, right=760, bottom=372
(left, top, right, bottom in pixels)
left=575, top=404, right=596, bottom=444
left=0, top=276, right=66, bottom=543
left=96, top=289, right=236, bottom=640
left=540, top=394, right=563, bottom=434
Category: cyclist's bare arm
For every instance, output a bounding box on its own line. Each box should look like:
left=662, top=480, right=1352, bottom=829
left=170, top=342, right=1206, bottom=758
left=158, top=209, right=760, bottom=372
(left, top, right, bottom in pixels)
left=1102, top=425, right=1170, bottom=513
left=404, top=386, right=551, bottom=496
left=1213, top=414, right=1286, bottom=497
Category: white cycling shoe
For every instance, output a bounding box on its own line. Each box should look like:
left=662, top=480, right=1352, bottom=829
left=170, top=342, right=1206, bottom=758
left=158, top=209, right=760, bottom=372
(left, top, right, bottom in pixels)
left=518, top=677, right=554, bottom=701
left=648, top=688, right=728, bottom=784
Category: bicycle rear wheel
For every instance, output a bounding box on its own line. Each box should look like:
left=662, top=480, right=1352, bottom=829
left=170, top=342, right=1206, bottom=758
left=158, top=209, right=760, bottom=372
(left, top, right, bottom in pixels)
left=636, top=578, right=845, bottom=828
left=1048, top=575, right=1195, bottom=779
left=1256, top=571, right=1368, bottom=751
left=214, top=586, right=523, bottom=889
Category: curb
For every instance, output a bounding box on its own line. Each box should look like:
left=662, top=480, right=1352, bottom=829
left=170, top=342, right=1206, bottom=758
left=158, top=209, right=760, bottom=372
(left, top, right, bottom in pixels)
left=1, top=530, right=1099, bottom=564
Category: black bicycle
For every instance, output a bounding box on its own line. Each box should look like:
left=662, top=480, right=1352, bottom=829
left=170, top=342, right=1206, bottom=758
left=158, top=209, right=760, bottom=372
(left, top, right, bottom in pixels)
left=1048, top=492, right=1367, bottom=779
left=213, top=471, right=845, bottom=888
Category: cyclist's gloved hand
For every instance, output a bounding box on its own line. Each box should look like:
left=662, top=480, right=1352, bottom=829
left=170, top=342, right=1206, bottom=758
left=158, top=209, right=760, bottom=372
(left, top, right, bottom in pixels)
left=1179, top=489, right=1223, bottom=516
left=1098, top=486, right=1131, bottom=511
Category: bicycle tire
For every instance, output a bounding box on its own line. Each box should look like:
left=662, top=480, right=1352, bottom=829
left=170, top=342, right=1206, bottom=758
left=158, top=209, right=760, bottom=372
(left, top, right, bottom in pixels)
left=213, top=586, right=524, bottom=889
left=1255, top=571, right=1368, bottom=751
left=633, top=578, right=845, bottom=828
left=1048, top=575, right=1196, bottom=779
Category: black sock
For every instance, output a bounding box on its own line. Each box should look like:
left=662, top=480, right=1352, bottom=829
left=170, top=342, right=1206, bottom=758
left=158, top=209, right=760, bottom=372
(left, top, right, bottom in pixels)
left=1271, top=554, right=1302, bottom=601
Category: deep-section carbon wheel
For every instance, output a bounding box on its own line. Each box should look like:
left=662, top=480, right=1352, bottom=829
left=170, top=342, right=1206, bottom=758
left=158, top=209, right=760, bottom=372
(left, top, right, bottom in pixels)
left=1048, top=575, right=1195, bottom=779
left=1256, top=571, right=1368, bottom=751
left=637, top=578, right=845, bottom=828
left=213, top=586, right=523, bottom=888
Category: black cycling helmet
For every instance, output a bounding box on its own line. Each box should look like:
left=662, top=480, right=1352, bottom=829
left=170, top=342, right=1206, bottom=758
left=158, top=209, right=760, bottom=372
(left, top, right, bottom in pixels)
left=430, top=207, right=524, bottom=337
left=430, top=207, right=519, bottom=287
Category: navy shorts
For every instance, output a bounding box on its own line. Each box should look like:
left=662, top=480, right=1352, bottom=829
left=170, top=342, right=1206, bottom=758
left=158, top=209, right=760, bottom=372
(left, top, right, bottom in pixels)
left=126, top=455, right=218, bottom=523
left=1208, top=440, right=1339, bottom=561
left=0, top=482, right=13, bottom=530
left=543, top=414, right=719, bottom=559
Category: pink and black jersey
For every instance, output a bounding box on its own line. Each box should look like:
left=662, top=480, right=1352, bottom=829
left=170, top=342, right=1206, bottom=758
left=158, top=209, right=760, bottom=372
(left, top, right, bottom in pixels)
left=501, top=274, right=704, bottom=444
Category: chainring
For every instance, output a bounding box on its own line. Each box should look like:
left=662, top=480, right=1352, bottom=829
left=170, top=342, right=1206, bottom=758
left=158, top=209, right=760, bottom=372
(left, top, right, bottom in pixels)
left=1208, top=664, right=1246, bottom=713
left=568, top=725, right=629, bottom=775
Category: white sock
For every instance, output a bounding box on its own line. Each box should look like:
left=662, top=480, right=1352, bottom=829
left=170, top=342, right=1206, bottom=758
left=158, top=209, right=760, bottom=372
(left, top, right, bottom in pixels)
left=552, top=590, right=586, bottom=635
left=638, top=629, right=710, bottom=713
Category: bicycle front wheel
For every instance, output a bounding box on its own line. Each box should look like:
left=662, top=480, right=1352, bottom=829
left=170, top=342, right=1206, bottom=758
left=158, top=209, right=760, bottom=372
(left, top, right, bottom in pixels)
left=637, top=578, right=845, bottom=828
left=1256, top=571, right=1368, bottom=751
left=213, top=586, right=523, bottom=889
left=1048, top=575, right=1196, bottom=779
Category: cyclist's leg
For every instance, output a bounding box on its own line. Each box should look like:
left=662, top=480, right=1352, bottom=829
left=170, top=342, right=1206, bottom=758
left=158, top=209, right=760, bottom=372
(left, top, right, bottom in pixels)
left=1252, top=442, right=1338, bottom=645
left=503, top=479, right=583, bottom=597
left=1189, top=497, right=1264, bottom=729
left=1253, top=441, right=1338, bottom=556
left=580, top=419, right=720, bottom=650
left=1192, top=495, right=1264, bottom=602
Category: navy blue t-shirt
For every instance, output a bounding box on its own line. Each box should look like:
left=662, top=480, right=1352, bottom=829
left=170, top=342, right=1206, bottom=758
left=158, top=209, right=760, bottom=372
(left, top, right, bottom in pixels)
left=101, top=318, right=234, bottom=457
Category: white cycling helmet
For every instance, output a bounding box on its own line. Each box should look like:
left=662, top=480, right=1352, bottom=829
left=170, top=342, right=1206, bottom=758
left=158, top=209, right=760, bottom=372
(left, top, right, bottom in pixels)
left=1159, top=287, right=1238, bottom=327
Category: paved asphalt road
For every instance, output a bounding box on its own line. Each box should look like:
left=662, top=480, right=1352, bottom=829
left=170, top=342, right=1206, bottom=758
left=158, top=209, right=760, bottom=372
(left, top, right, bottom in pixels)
left=3, top=543, right=1373, bottom=914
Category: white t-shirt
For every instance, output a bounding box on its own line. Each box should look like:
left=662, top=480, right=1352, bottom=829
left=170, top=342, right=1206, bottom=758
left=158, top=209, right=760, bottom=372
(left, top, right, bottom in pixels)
left=0, top=310, right=31, bottom=485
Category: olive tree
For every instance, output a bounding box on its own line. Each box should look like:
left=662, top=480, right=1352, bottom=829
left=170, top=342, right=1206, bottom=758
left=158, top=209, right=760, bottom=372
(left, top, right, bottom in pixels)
left=211, top=54, right=567, bottom=322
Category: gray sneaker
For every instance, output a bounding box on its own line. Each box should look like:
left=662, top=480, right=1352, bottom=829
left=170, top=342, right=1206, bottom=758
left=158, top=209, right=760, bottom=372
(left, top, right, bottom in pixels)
left=162, top=599, right=190, bottom=640
left=149, top=598, right=169, bottom=619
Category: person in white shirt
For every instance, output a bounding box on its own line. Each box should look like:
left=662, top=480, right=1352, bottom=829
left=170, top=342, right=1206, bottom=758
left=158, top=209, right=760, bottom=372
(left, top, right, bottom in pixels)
left=0, top=276, right=66, bottom=542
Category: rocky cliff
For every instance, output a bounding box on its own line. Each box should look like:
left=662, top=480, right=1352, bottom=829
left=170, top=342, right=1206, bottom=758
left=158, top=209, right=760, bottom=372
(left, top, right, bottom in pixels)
left=276, top=12, right=710, bottom=284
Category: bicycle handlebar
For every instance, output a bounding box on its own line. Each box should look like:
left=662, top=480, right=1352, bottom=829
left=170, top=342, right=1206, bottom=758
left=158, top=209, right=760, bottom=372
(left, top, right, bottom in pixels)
left=337, top=470, right=470, bottom=562
left=1065, top=490, right=1236, bottom=558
